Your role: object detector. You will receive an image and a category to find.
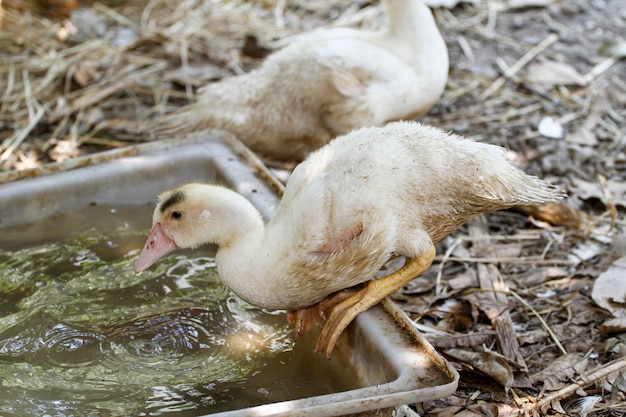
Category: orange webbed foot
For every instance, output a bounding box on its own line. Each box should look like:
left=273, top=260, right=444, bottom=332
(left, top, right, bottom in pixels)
left=315, top=244, right=436, bottom=357
left=287, top=291, right=356, bottom=337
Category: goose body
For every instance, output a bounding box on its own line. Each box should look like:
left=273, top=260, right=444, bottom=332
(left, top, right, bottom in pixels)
left=135, top=121, right=565, bottom=355
left=154, top=0, right=448, bottom=162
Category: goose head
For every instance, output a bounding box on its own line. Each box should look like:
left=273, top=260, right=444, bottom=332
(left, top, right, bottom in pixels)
left=134, top=183, right=262, bottom=273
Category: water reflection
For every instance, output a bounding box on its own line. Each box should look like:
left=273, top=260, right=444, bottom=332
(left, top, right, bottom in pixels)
left=0, top=214, right=360, bottom=416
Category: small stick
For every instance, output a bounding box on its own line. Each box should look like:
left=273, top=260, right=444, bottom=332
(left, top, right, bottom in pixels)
left=437, top=256, right=574, bottom=266
left=436, top=236, right=464, bottom=296
left=1, top=69, right=46, bottom=162
left=48, top=63, right=166, bottom=122
left=274, top=0, right=286, bottom=29
left=536, top=356, right=626, bottom=410
left=584, top=57, right=618, bottom=84
left=480, top=33, right=559, bottom=100
left=509, top=290, right=567, bottom=355
left=597, top=174, right=617, bottom=231
left=92, top=2, right=139, bottom=30
left=0, top=106, right=44, bottom=162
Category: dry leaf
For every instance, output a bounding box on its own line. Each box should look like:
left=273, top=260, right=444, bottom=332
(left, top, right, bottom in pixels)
left=445, top=348, right=514, bottom=393
left=569, top=240, right=605, bottom=264
left=518, top=329, right=549, bottom=345
left=447, top=268, right=478, bottom=290
left=72, top=62, right=100, bottom=88
left=525, top=59, right=587, bottom=86
left=566, top=125, right=598, bottom=146
left=592, top=256, right=626, bottom=318
left=436, top=299, right=474, bottom=332
left=469, top=242, right=523, bottom=259
left=571, top=179, right=626, bottom=209
left=604, top=335, right=626, bottom=356
left=566, top=92, right=609, bottom=146
left=531, top=353, right=588, bottom=391
left=515, top=202, right=593, bottom=230
left=430, top=332, right=496, bottom=349
left=514, top=266, right=569, bottom=286
left=599, top=317, right=626, bottom=334
left=165, top=65, right=233, bottom=87
left=607, top=181, right=626, bottom=209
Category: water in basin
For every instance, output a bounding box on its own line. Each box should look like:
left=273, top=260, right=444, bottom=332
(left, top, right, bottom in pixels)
left=0, top=204, right=362, bottom=416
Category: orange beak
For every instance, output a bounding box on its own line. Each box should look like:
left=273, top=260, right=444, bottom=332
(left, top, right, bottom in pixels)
left=134, top=223, right=178, bottom=273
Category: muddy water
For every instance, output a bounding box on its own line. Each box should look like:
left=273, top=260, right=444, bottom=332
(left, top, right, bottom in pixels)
left=0, top=205, right=362, bottom=416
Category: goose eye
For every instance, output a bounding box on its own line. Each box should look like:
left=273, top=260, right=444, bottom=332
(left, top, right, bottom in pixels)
left=171, top=211, right=183, bottom=220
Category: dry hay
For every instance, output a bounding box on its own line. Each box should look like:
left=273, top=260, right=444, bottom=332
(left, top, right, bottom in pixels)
left=1, top=0, right=626, bottom=416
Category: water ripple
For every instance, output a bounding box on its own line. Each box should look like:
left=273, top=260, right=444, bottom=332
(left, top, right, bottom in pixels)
left=104, top=308, right=222, bottom=371
left=43, top=323, right=104, bottom=367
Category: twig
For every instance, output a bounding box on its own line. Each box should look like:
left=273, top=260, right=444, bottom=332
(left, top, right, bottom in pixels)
left=1, top=70, right=46, bottom=162
left=48, top=63, right=167, bottom=122
left=536, top=356, right=626, bottom=410
left=509, top=290, right=567, bottom=355
left=0, top=106, right=45, bottom=162
left=2, top=63, right=16, bottom=100
left=436, top=237, right=465, bottom=296
left=274, top=0, right=286, bottom=30
left=468, top=102, right=543, bottom=124
left=437, top=256, right=574, bottom=266
left=480, top=33, right=559, bottom=100
left=92, top=2, right=139, bottom=30
left=584, top=57, right=618, bottom=84
left=597, top=174, right=617, bottom=231
left=456, top=35, right=475, bottom=66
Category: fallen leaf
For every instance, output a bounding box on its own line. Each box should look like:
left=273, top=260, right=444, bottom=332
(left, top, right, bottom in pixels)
left=514, top=267, right=570, bottom=286
left=566, top=125, right=598, bottom=146
left=569, top=240, right=606, bottom=264
left=525, top=59, right=587, bottom=86
left=446, top=348, right=514, bottom=393
left=566, top=91, right=608, bottom=146
left=592, top=256, right=626, bottom=318
left=607, top=180, right=626, bottom=209
left=604, top=335, right=626, bottom=356
left=599, top=317, right=626, bottom=334
left=570, top=179, right=626, bottom=209
left=469, top=241, right=523, bottom=259
left=447, top=268, right=478, bottom=290
left=165, top=65, right=232, bottom=87
left=518, top=330, right=549, bottom=345
left=531, top=353, right=588, bottom=391
left=430, top=332, right=496, bottom=349
left=437, top=299, right=474, bottom=332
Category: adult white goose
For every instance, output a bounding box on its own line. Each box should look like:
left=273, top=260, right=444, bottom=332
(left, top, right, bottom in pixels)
left=134, top=122, right=565, bottom=356
left=152, top=0, right=449, bottom=162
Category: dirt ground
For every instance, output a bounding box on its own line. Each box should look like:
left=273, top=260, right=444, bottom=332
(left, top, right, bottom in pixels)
left=1, top=0, right=625, bottom=416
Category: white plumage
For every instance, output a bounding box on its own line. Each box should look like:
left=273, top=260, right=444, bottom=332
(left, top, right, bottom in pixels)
left=135, top=121, right=565, bottom=355
left=153, top=0, right=449, bottom=162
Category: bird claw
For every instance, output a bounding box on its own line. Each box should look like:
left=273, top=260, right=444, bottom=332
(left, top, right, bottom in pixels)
left=314, top=291, right=365, bottom=358
left=314, top=247, right=437, bottom=358
left=288, top=307, right=322, bottom=336
left=287, top=291, right=356, bottom=337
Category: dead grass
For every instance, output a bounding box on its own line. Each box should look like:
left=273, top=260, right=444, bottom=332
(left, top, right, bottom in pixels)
left=1, top=0, right=625, bottom=415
